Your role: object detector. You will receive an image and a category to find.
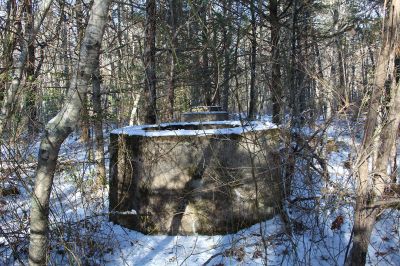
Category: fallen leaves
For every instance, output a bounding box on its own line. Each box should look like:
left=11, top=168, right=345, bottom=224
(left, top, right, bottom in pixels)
left=331, top=215, right=344, bottom=230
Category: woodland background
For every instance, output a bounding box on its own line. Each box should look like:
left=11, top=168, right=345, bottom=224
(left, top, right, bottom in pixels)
left=1, top=0, right=400, bottom=265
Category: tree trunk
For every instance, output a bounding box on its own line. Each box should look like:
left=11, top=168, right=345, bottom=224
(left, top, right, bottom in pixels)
left=200, top=4, right=212, bottom=106
left=373, top=63, right=400, bottom=194
left=313, top=33, right=325, bottom=118
left=248, top=0, right=257, bottom=120
left=167, top=0, right=177, bottom=120
left=347, top=1, right=400, bottom=265
left=347, top=195, right=379, bottom=266
left=1, top=0, right=19, bottom=102
left=28, top=1, right=110, bottom=264
left=24, top=0, right=42, bottom=135
left=129, top=92, right=141, bottom=126
left=221, top=0, right=231, bottom=112
left=332, top=6, right=347, bottom=107
left=0, top=0, right=53, bottom=138
left=289, top=0, right=299, bottom=121
left=92, top=60, right=106, bottom=187
left=270, top=0, right=282, bottom=124
left=61, top=4, right=70, bottom=94
left=76, top=0, right=91, bottom=143
left=144, top=0, right=157, bottom=124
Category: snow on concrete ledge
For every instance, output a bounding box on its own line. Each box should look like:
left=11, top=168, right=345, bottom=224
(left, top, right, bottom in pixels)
left=111, top=120, right=278, bottom=137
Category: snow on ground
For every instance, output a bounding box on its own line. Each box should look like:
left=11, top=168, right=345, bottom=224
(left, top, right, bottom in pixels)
left=1, top=119, right=399, bottom=265
left=101, top=218, right=284, bottom=266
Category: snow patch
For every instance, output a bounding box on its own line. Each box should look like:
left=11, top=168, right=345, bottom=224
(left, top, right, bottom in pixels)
left=111, top=120, right=277, bottom=137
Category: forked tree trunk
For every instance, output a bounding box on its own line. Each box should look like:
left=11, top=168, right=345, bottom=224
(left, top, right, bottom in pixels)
left=347, top=1, right=400, bottom=265
left=348, top=68, right=400, bottom=265
left=28, top=1, right=111, bottom=265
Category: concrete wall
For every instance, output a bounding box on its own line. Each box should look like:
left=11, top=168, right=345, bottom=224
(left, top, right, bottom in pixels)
left=181, top=111, right=229, bottom=122
left=109, top=124, right=284, bottom=235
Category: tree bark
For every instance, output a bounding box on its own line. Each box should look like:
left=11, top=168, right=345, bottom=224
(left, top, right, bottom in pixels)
left=1, top=0, right=20, bottom=102
left=221, top=0, right=232, bottom=112
left=167, top=0, right=177, bottom=120
left=92, top=60, right=106, bottom=187
left=199, top=2, right=212, bottom=106
left=76, top=0, right=91, bottom=143
left=332, top=6, right=347, bottom=107
left=248, top=0, right=257, bottom=120
left=28, top=1, right=110, bottom=264
left=24, top=0, right=39, bottom=134
left=313, top=32, right=325, bottom=118
left=61, top=4, right=70, bottom=94
left=144, top=0, right=157, bottom=124
left=347, top=1, right=400, bottom=265
left=270, top=0, right=282, bottom=124
left=289, top=0, right=299, bottom=122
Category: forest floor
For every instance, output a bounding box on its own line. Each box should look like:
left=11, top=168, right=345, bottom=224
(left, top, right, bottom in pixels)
left=0, top=118, right=399, bottom=265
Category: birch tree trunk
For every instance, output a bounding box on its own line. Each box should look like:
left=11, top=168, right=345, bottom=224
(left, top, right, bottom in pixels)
left=92, top=60, right=106, bottom=187
left=28, top=1, right=111, bottom=265
left=129, top=92, right=141, bottom=126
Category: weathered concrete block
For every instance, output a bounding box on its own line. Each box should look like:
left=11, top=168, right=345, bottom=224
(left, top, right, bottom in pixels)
left=109, top=121, right=284, bottom=235
left=190, top=106, right=223, bottom=112
left=181, top=111, right=229, bottom=122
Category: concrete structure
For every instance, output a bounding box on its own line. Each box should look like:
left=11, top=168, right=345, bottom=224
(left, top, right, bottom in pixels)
left=181, top=111, right=229, bottom=122
left=181, top=106, right=229, bottom=122
left=109, top=121, right=284, bottom=235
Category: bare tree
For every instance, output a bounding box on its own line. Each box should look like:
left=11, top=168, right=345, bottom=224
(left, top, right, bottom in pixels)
left=28, top=1, right=111, bottom=264
left=347, top=1, right=400, bottom=265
